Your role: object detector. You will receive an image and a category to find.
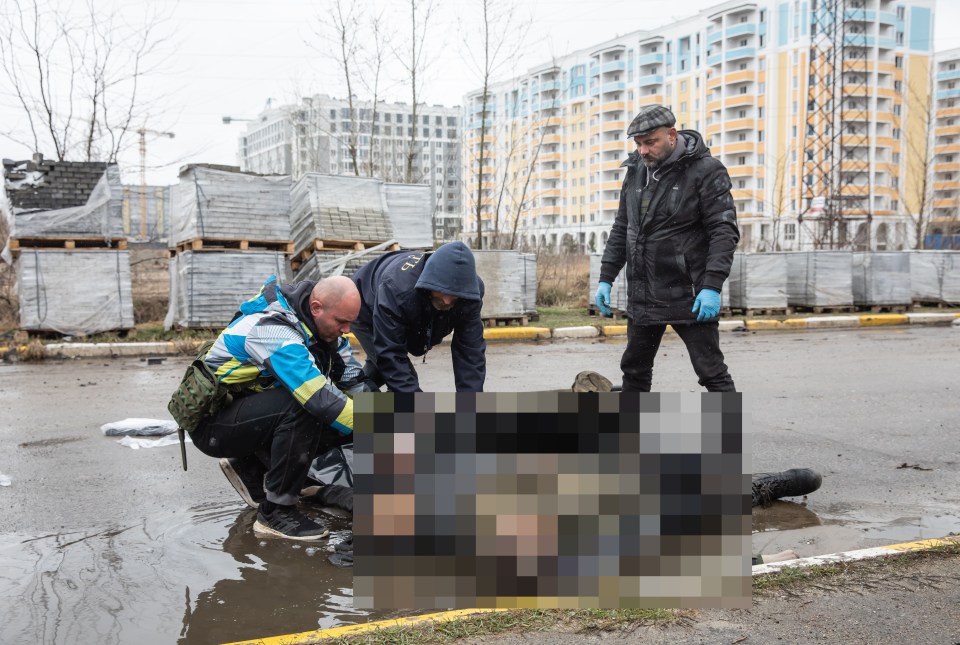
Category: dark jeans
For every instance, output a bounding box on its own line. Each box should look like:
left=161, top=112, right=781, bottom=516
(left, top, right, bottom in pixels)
left=621, top=321, right=736, bottom=392
left=192, top=387, right=339, bottom=506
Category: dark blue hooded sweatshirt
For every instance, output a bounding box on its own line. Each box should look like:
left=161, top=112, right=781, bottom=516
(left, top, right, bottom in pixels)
left=351, top=241, right=486, bottom=392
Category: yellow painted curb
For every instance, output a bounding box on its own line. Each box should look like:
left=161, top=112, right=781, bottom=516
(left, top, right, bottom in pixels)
left=777, top=318, right=806, bottom=328
left=222, top=608, right=509, bottom=645
left=881, top=537, right=958, bottom=552
left=483, top=327, right=551, bottom=341
left=743, top=319, right=783, bottom=331
left=859, top=314, right=909, bottom=326
left=601, top=325, right=628, bottom=336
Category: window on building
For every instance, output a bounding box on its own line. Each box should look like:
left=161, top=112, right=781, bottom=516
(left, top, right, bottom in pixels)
left=738, top=179, right=746, bottom=189
left=738, top=109, right=746, bottom=118
left=740, top=39, right=747, bottom=47
left=740, top=86, right=748, bottom=94
left=738, top=133, right=747, bottom=141
left=737, top=156, right=746, bottom=165
left=785, top=223, right=796, bottom=240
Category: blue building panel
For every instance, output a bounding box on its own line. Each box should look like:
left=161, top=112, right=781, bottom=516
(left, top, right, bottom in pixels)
left=778, top=3, right=789, bottom=46
left=909, top=6, right=931, bottom=52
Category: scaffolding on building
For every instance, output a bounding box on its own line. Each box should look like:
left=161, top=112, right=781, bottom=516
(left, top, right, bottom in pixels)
left=801, top=0, right=873, bottom=249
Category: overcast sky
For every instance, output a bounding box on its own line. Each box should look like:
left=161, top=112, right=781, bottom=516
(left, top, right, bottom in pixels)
left=2, top=0, right=957, bottom=186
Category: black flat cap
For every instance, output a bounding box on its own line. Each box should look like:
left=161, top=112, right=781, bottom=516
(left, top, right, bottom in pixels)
left=626, top=105, right=676, bottom=138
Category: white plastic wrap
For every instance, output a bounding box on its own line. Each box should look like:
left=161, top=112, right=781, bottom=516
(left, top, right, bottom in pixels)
left=17, top=249, right=134, bottom=334
left=852, top=252, right=911, bottom=306
left=13, top=166, right=124, bottom=240
left=289, top=173, right=393, bottom=256
left=589, top=254, right=628, bottom=312
left=475, top=250, right=538, bottom=319
left=521, top=253, right=538, bottom=315
left=909, top=251, right=960, bottom=303
left=786, top=251, right=854, bottom=307
left=164, top=250, right=291, bottom=329
left=174, top=166, right=291, bottom=245
left=383, top=183, right=434, bottom=249
left=728, top=253, right=789, bottom=309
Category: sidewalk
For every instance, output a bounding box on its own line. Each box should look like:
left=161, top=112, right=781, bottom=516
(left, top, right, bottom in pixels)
left=1, top=312, right=958, bottom=359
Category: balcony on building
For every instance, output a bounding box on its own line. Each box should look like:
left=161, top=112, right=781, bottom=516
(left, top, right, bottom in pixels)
left=637, top=74, right=664, bottom=87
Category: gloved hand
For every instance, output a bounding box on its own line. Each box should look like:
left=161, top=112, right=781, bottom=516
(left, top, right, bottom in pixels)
left=595, top=282, right=612, bottom=316
left=691, top=288, right=721, bottom=321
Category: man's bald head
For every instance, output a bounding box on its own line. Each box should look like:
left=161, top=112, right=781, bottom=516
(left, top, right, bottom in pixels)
left=309, top=276, right=361, bottom=342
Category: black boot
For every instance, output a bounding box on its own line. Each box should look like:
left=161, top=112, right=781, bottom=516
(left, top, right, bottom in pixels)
left=752, top=468, right=822, bottom=507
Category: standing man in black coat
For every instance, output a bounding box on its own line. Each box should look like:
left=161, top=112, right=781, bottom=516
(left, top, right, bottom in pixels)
left=351, top=240, right=486, bottom=392
left=595, top=105, right=740, bottom=392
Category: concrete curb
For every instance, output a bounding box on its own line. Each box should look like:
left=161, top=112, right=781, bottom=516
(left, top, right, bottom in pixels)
left=2, top=313, right=957, bottom=359
left=752, top=536, right=959, bottom=576
left=224, top=536, right=959, bottom=645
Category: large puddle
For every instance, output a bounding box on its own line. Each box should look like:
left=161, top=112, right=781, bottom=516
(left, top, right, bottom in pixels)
left=3, top=498, right=956, bottom=645
left=0, top=502, right=399, bottom=645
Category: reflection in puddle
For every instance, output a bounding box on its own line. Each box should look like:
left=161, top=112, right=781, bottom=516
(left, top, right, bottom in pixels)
left=752, top=501, right=823, bottom=533
left=820, top=502, right=960, bottom=544
left=0, top=501, right=386, bottom=645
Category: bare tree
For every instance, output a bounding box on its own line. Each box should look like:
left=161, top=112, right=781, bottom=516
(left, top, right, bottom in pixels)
left=894, top=67, right=936, bottom=250
left=395, top=0, right=436, bottom=184
left=0, top=0, right=172, bottom=162
left=461, top=0, right=530, bottom=249
left=360, top=11, right=390, bottom=178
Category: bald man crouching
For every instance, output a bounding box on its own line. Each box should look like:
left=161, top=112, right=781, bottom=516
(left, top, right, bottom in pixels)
left=190, top=275, right=375, bottom=541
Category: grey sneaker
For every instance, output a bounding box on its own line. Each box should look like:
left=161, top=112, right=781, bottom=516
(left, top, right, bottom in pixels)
left=752, top=468, right=823, bottom=507
left=253, top=505, right=330, bottom=541
left=219, top=457, right=266, bottom=509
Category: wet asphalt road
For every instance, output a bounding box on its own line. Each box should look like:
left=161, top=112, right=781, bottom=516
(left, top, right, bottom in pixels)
left=0, top=326, right=958, bottom=643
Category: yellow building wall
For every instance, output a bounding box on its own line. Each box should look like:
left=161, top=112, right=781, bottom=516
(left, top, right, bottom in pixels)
left=903, top=54, right=931, bottom=216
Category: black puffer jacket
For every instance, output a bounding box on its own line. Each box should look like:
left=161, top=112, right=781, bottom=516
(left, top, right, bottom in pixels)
left=599, top=130, right=739, bottom=324
left=351, top=243, right=486, bottom=392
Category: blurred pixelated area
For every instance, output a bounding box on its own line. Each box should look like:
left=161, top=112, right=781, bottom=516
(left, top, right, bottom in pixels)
left=353, top=392, right=751, bottom=609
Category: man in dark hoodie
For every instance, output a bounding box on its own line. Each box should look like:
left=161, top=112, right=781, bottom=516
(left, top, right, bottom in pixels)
left=595, top=105, right=740, bottom=392
left=190, top=275, right=372, bottom=541
left=351, top=240, right=486, bottom=392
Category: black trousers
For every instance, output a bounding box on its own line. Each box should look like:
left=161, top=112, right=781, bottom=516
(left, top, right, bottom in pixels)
left=621, top=321, right=736, bottom=392
left=192, top=387, right=340, bottom=506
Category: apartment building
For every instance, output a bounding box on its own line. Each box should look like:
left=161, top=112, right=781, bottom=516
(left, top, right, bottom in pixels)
left=237, top=95, right=463, bottom=232
left=929, top=47, right=960, bottom=248
left=462, top=0, right=936, bottom=253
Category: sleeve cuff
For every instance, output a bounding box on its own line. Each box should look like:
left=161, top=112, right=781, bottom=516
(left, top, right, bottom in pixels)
left=703, top=272, right=726, bottom=292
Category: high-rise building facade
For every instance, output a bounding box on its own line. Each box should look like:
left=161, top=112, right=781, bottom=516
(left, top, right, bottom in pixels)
left=930, top=47, right=960, bottom=248
left=237, top=95, right=463, bottom=228
left=463, top=0, right=936, bottom=253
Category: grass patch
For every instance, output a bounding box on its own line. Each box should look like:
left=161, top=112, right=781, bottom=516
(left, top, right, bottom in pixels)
left=536, top=306, right=624, bottom=330
left=319, top=607, right=684, bottom=645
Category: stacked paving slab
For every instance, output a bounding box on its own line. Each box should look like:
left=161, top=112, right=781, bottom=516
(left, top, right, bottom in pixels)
left=166, top=165, right=294, bottom=328
left=173, top=165, right=292, bottom=246
left=4, top=160, right=134, bottom=335
left=909, top=251, right=960, bottom=304
left=728, top=253, right=789, bottom=311
left=165, top=250, right=290, bottom=329
left=474, top=250, right=538, bottom=320
left=852, top=252, right=912, bottom=307
left=786, top=251, right=854, bottom=309
left=290, top=174, right=433, bottom=283
left=17, top=249, right=134, bottom=334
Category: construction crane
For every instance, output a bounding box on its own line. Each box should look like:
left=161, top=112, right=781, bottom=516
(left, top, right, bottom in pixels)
left=137, top=127, right=176, bottom=241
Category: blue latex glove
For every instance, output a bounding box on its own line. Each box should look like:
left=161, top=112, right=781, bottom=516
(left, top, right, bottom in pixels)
left=595, top=282, right=612, bottom=316
left=691, top=288, right=721, bottom=321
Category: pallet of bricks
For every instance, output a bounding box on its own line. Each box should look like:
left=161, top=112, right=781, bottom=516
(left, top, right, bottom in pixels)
left=288, top=174, right=406, bottom=283
left=165, top=165, right=293, bottom=329
left=11, top=166, right=135, bottom=335
left=475, top=251, right=538, bottom=326
left=909, top=250, right=960, bottom=308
